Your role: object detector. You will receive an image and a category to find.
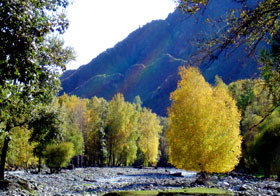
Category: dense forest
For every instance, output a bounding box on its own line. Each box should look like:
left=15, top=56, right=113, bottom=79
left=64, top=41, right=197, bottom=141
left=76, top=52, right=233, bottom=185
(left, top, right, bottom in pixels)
left=0, top=0, right=280, bottom=192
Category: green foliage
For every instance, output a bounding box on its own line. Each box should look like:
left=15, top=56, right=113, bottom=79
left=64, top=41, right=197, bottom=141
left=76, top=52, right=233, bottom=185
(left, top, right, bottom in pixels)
left=157, top=117, right=170, bottom=166
left=64, top=123, right=84, bottom=156
left=0, top=0, right=73, bottom=84
left=167, top=67, right=242, bottom=173
left=246, top=108, right=280, bottom=176
left=44, top=142, right=74, bottom=172
left=259, top=33, right=280, bottom=107
left=5, top=127, right=37, bottom=170
left=229, top=78, right=280, bottom=173
left=229, top=80, right=255, bottom=116
left=29, top=106, right=63, bottom=159
left=0, top=0, right=74, bottom=179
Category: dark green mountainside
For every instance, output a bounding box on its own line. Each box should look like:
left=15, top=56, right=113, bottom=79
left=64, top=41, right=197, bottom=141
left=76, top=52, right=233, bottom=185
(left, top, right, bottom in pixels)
left=60, top=0, right=259, bottom=115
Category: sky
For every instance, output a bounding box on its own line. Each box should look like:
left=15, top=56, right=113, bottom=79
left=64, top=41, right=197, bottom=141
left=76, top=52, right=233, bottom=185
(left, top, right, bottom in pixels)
left=63, top=0, right=177, bottom=70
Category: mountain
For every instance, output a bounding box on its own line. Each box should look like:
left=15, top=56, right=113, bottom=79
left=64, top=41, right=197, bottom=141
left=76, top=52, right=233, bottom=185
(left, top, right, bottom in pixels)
left=60, top=0, right=259, bottom=116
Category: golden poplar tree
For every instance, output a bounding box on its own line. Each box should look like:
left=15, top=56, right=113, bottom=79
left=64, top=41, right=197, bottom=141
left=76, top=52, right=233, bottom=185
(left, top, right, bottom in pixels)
left=167, top=67, right=242, bottom=173
left=137, top=108, right=162, bottom=166
left=86, top=96, right=108, bottom=165
left=106, top=93, right=139, bottom=166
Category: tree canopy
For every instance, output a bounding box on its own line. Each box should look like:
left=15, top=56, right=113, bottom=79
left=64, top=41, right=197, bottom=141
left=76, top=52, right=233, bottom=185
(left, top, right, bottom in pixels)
left=0, top=0, right=74, bottom=180
left=167, top=67, right=242, bottom=173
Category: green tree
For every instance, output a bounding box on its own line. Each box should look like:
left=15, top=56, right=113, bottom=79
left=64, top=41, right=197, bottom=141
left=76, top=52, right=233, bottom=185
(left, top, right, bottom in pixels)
left=4, top=127, right=37, bottom=170
left=157, top=117, right=170, bottom=167
left=167, top=67, right=242, bottom=176
left=247, top=108, right=280, bottom=178
left=0, top=0, right=74, bottom=180
left=28, top=106, right=63, bottom=173
left=259, top=33, right=280, bottom=107
left=44, top=142, right=75, bottom=173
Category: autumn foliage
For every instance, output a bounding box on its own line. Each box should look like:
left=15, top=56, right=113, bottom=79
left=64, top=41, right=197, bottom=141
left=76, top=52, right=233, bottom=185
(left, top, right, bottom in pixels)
left=167, top=67, right=242, bottom=173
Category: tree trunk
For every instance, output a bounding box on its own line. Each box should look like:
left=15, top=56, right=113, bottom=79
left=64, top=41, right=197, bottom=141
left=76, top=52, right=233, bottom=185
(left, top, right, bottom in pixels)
left=0, top=135, right=11, bottom=180
left=38, top=156, right=42, bottom=173
left=193, top=172, right=209, bottom=186
left=109, top=143, right=112, bottom=166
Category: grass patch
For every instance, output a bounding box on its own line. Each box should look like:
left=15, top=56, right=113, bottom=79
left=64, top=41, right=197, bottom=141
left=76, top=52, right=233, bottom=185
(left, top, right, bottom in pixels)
left=103, top=188, right=233, bottom=195
left=103, top=190, right=159, bottom=195
left=163, top=187, right=233, bottom=195
left=183, top=187, right=233, bottom=194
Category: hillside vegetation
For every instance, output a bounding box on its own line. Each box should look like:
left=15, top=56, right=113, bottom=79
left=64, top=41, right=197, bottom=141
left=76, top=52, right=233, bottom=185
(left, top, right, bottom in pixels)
left=60, top=0, right=259, bottom=115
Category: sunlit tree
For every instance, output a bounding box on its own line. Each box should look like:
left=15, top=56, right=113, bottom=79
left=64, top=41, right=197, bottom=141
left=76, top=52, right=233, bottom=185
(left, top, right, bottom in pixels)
left=106, top=94, right=139, bottom=166
left=86, top=96, right=108, bottom=165
left=167, top=67, right=242, bottom=175
left=137, top=108, right=162, bottom=166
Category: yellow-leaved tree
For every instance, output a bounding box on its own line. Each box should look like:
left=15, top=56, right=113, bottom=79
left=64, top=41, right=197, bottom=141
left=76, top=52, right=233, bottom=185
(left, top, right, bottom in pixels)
left=137, top=108, right=162, bottom=166
left=167, top=66, right=242, bottom=175
left=106, top=93, right=139, bottom=166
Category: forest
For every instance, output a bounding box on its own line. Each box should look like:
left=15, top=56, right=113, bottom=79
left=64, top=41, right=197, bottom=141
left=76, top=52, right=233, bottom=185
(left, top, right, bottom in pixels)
left=2, top=65, right=280, bottom=178
left=0, top=0, right=280, bottom=195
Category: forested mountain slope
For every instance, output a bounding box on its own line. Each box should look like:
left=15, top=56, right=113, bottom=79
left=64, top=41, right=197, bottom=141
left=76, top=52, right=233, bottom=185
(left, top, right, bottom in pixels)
left=60, top=0, right=259, bottom=115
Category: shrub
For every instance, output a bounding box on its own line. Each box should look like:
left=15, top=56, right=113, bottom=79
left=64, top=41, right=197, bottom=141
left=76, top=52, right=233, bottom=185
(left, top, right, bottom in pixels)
left=250, top=118, right=280, bottom=178
left=44, top=142, right=74, bottom=173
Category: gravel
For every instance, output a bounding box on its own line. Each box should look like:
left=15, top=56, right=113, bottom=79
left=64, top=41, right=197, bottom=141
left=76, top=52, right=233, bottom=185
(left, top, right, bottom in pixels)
left=0, top=167, right=279, bottom=196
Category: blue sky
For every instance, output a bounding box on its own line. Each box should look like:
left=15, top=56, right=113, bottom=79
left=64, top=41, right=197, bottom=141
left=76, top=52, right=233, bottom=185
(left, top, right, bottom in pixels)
left=63, top=0, right=177, bottom=70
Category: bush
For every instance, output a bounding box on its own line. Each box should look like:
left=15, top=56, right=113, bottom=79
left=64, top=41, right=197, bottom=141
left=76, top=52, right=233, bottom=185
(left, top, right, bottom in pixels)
left=251, top=119, right=280, bottom=178
left=44, top=142, right=74, bottom=173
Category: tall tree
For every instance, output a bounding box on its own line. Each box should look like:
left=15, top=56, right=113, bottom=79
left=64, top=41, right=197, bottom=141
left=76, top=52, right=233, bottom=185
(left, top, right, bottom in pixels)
left=137, top=108, right=162, bottom=166
left=86, top=96, right=108, bottom=166
left=167, top=67, right=241, bottom=176
left=0, top=0, right=74, bottom=180
left=28, top=106, right=63, bottom=173
left=106, top=94, right=139, bottom=166
left=58, top=94, right=86, bottom=156
left=4, top=127, right=37, bottom=171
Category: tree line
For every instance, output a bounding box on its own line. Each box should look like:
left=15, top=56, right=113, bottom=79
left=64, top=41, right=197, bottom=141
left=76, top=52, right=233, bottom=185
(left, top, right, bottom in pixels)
left=1, top=93, right=165, bottom=172
left=2, top=63, right=279, bottom=179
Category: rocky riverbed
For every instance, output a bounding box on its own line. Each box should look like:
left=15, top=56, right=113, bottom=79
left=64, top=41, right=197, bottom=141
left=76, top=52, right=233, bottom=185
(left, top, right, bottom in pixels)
left=0, top=167, right=280, bottom=195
